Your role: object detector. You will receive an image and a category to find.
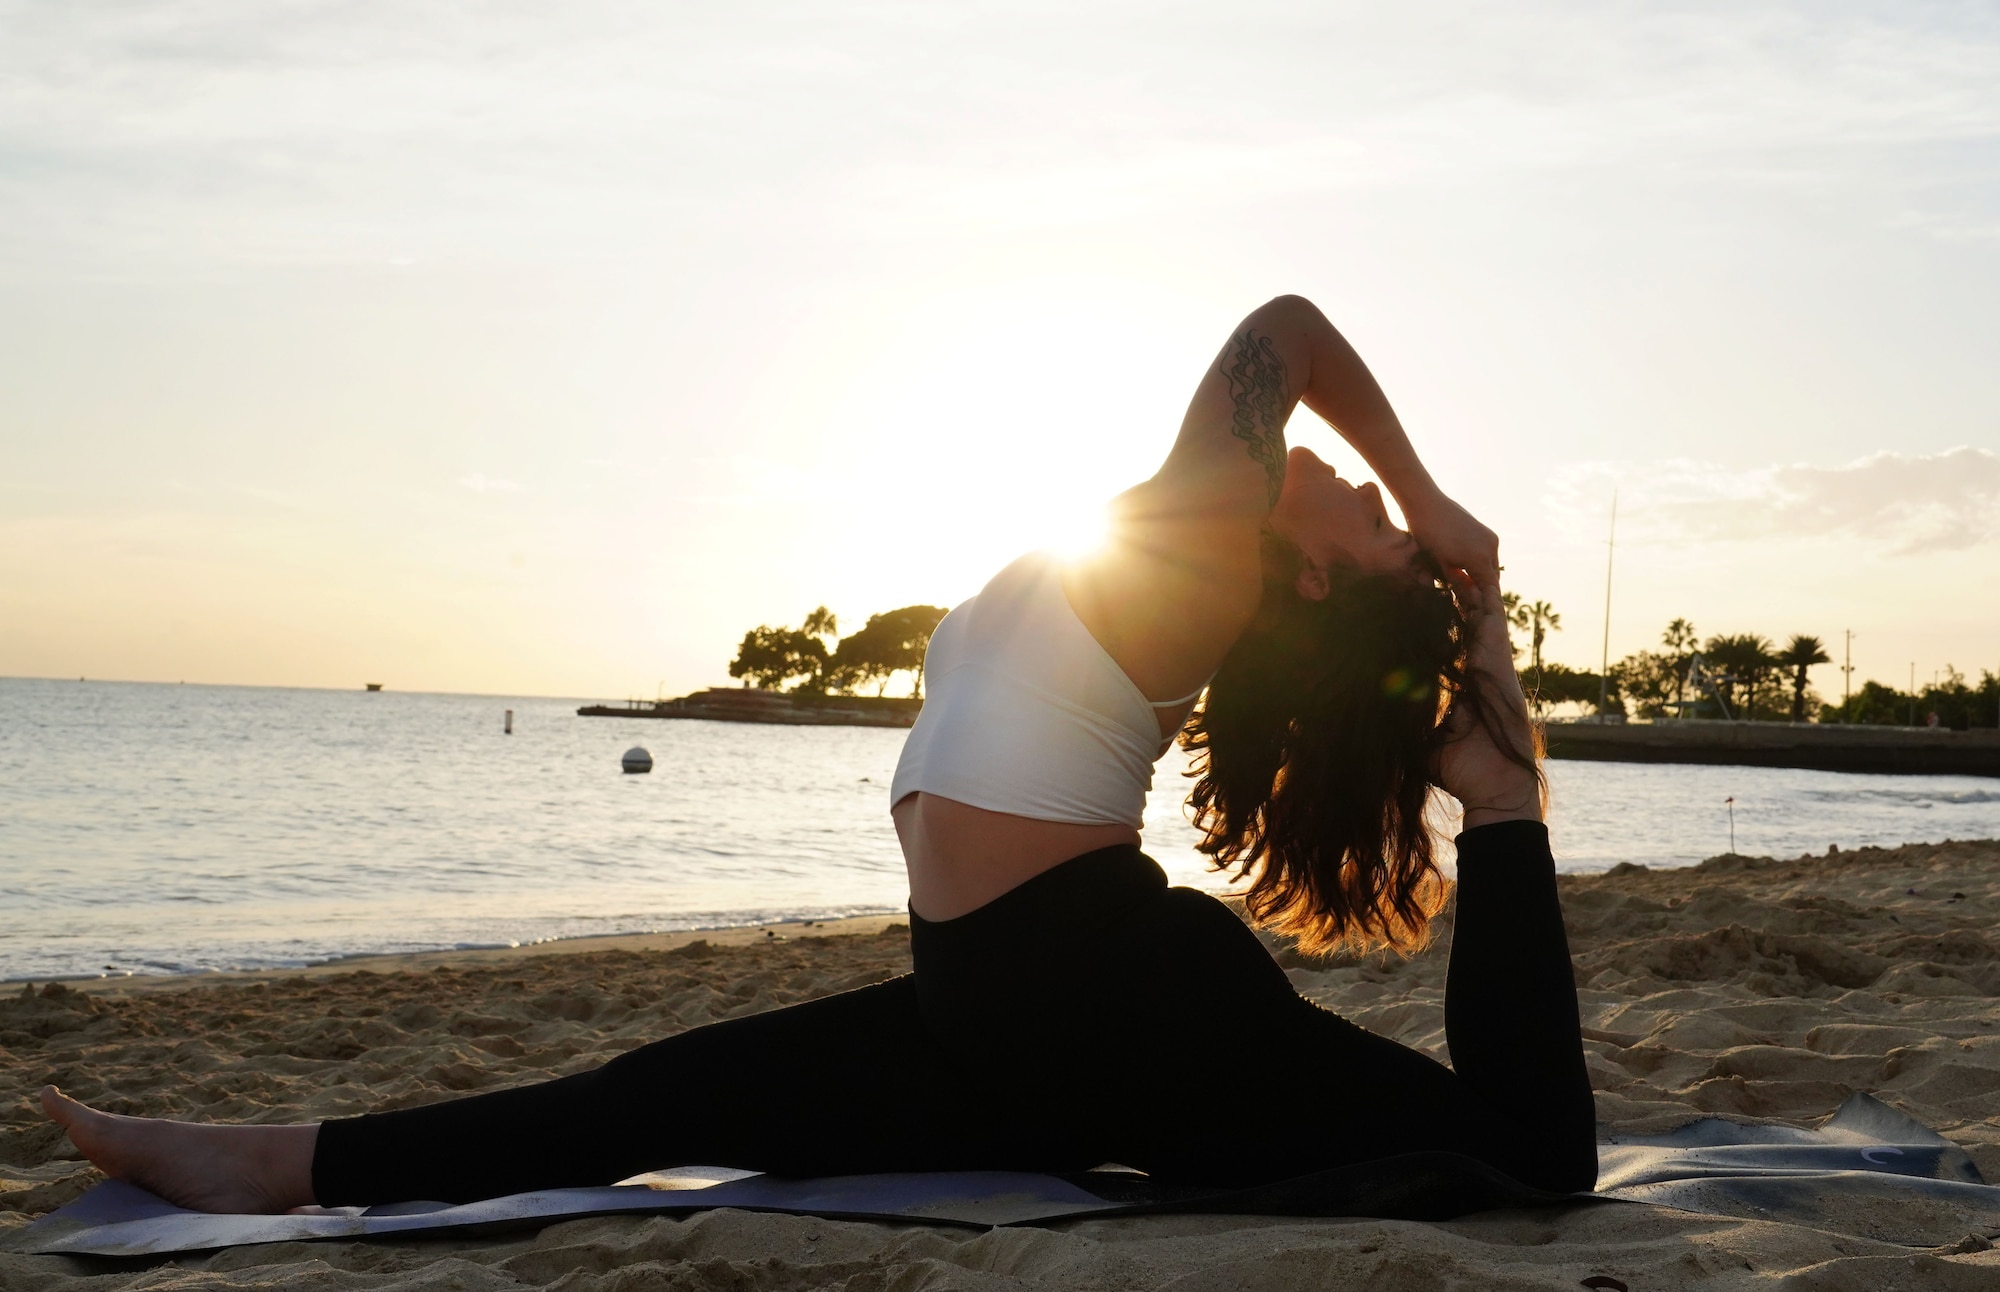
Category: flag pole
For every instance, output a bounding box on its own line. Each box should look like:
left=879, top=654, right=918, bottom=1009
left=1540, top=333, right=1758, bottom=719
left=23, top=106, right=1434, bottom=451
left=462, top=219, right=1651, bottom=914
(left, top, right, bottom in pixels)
left=1597, top=490, right=1617, bottom=716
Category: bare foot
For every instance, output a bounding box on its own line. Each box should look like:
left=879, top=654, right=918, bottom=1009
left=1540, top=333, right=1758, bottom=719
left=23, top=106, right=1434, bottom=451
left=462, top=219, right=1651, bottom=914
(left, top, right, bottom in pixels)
left=39, top=1086, right=320, bottom=1214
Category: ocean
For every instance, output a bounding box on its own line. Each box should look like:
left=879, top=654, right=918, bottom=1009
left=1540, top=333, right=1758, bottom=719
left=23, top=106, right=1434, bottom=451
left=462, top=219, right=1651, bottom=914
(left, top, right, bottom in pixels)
left=3, top=676, right=1995, bottom=981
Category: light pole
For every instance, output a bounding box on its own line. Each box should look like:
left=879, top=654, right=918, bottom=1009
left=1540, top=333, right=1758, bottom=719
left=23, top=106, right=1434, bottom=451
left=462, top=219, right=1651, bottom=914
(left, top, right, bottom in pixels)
left=1597, top=491, right=1616, bottom=718
left=1909, top=661, right=1917, bottom=727
left=1842, top=630, right=1855, bottom=722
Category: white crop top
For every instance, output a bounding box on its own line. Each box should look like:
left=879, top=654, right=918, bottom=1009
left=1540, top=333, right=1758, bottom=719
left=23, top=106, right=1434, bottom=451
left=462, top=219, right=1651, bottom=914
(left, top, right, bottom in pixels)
left=889, top=551, right=1201, bottom=828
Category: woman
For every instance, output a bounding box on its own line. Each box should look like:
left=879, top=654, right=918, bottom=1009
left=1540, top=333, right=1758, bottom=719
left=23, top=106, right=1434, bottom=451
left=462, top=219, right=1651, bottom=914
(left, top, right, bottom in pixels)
left=40, top=294, right=1596, bottom=1213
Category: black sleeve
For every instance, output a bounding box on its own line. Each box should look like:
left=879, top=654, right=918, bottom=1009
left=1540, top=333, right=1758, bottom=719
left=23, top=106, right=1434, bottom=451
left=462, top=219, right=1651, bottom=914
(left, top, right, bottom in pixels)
left=1443, top=819, right=1597, bottom=1192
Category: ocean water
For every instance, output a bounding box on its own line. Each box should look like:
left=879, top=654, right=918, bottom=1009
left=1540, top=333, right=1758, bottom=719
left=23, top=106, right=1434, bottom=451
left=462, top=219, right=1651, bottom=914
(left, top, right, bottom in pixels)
left=2, top=677, right=1994, bottom=981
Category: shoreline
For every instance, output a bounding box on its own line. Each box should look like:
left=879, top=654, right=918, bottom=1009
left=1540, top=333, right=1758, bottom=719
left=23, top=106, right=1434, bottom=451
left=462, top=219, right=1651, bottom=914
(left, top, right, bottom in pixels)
left=16, top=911, right=911, bottom=996
left=24, top=834, right=1996, bottom=995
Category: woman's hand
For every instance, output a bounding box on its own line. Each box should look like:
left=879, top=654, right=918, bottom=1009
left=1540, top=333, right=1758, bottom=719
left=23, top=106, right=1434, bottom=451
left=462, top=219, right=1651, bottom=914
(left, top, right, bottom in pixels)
left=1401, top=488, right=1500, bottom=590
left=1435, top=577, right=1543, bottom=829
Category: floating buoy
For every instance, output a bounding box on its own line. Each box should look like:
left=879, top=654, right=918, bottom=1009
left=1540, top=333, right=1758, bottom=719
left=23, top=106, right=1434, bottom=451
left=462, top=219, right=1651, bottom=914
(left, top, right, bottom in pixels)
left=622, top=746, right=653, bottom=774
left=504, top=709, right=514, bottom=735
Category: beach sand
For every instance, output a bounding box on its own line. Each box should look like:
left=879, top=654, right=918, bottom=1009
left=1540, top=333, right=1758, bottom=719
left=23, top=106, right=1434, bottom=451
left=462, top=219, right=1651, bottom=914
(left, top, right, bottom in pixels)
left=5, top=839, right=1999, bottom=1289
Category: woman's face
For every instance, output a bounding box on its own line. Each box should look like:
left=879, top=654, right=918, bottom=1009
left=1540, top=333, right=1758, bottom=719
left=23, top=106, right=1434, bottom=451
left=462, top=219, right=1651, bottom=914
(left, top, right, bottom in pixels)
left=1268, top=446, right=1419, bottom=596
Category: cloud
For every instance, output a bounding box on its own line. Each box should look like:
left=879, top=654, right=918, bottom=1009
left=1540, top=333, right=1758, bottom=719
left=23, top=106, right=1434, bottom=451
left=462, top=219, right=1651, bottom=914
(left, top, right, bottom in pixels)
left=456, top=474, right=520, bottom=494
left=7, top=2, right=2000, bottom=263
left=1550, top=448, right=2000, bottom=554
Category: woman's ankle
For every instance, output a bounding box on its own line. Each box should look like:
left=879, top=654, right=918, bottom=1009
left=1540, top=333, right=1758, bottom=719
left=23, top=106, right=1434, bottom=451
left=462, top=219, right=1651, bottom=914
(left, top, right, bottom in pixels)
left=260, top=1123, right=323, bottom=1210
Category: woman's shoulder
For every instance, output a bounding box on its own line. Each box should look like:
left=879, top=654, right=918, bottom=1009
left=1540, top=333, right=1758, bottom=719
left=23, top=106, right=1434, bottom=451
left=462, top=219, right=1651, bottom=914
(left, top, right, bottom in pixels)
left=1061, top=489, right=1264, bottom=703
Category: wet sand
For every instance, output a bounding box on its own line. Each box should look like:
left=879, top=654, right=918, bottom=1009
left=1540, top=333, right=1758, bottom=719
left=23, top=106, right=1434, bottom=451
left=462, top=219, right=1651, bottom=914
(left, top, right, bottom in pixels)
left=5, top=840, right=1998, bottom=1289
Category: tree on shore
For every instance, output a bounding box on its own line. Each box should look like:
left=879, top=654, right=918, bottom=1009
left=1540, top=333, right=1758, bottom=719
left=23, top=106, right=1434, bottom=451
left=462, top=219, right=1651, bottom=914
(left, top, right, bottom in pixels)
left=1608, top=649, right=1674, bottom=717
left=729, top=603, right=949, bottom=697
left=1662, top=618, right=1698, bottom=714
left=1527, top=662, right=1620, bottom=716
left=1502, top=598, right=1560, bottom=716
left=728, top=606, right=839, bottom=691
left=729, top=624, right=828, bottom=691
left=1777, top=634, right=1830, bottom=723
left=829, top=606, right=948, bottom=697
left=1604, top=618, right=1995, bottom=728
left=1519, top=600, right=1561, bottom=674
left=1824, top=666, right=2000, bottom=730
left=1703, top=633, right=1778, bottom=719
left=1603, top=620, right=1700, bottom=719
left=1826, top=680, right=1918, bottom=727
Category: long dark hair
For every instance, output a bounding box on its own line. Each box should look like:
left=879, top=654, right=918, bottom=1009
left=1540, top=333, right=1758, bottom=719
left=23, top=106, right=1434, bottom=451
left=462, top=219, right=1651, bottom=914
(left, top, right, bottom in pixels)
left=1180, top=532, right=1537, bottom=956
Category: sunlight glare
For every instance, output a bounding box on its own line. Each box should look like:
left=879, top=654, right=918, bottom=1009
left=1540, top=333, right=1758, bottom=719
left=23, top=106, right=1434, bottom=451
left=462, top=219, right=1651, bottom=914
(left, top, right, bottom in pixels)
left=1043, top=500, right=1112, bottom=560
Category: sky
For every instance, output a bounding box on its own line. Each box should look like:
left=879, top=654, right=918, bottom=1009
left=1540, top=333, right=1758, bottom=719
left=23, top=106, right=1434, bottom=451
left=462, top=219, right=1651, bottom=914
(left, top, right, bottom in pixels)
left=2, top=0, right=1996, bottom=702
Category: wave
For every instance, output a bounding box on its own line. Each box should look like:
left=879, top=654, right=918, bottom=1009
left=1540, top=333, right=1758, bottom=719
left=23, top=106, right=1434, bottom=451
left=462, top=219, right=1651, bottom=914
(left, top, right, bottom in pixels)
left=1804, top=788, right=2000, bottom=807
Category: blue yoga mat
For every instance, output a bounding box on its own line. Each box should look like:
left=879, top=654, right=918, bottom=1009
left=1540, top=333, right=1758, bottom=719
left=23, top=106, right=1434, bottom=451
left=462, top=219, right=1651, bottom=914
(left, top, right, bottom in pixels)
left=14, top=1094, right=1996, bottom=1256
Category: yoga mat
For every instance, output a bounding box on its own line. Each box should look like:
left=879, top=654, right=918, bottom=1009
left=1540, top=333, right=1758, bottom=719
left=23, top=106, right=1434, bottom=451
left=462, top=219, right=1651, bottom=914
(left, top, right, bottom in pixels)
left=14, top=1093, right=1995, bottom=1257
left=1594, top=1091, right=1999, bottom=1248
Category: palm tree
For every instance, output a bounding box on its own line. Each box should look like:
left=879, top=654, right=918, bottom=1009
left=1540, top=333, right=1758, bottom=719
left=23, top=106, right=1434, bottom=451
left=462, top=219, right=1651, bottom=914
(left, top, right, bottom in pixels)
left=1499, top=598, right=1562, bottom=715
left=1704, top=634, right=1776, bottom=719
left=1661, top=618, right=1697, bottom=714
left=1523, top=600, right=1561, bottom=674
left=1777, top=634, right=1830, bottom=723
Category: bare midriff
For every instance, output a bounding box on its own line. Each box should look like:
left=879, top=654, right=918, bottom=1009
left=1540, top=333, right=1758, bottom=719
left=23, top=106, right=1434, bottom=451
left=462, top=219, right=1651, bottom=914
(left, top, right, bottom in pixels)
left=893, top=793, right=1142, bottom=922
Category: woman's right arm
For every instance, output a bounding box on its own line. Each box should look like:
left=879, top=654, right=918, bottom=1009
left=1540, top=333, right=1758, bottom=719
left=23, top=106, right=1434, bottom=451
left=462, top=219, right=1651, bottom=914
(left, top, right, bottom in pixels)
left=1155, top=295, right=1499, bottom=587
left=1156, top=295, right=1421, bottom=505
left=1073, top=296, right=1496, bottom=701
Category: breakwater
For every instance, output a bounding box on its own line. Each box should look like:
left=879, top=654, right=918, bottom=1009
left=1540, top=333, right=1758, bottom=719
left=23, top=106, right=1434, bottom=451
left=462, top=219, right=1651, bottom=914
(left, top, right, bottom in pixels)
left=1543, top=720, right=2000, bottom=778
left=578, top=687, right=920, bottom=728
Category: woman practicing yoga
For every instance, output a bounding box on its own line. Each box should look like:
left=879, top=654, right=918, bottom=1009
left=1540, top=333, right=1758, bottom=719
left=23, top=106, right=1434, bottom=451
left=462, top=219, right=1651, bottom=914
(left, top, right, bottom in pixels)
left=41, top=294, right=1596, bottom=1213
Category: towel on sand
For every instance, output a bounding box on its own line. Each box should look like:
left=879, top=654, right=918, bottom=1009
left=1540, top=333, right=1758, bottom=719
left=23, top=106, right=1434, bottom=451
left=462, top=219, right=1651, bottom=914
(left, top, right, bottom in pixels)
left=15, top=1094, right=1995, bottom=1256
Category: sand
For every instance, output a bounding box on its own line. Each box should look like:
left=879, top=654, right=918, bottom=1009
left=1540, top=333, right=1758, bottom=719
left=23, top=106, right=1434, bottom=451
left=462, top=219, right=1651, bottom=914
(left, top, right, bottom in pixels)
left=4, top=840, right=1999, bottom=1289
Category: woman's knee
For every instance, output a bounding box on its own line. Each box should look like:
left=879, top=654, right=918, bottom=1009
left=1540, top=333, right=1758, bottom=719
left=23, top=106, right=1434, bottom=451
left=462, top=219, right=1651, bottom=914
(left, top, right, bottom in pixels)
left=1493, top=1116, right=1597, bottom=1194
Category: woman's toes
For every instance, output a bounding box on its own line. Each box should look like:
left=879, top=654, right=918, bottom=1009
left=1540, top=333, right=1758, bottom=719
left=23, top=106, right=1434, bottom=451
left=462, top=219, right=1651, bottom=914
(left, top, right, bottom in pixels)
left=40, top=1085, right=82, bottom=1127
left=42, top=1087, right=115, bottom=1162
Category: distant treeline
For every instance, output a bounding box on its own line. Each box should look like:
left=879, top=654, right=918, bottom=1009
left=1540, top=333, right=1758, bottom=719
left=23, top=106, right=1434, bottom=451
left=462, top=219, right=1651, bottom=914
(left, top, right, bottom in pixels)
left=733, top=593, right=2000, bottom=728
left=730, top=605, right=947, bottom=698
left=1506, top=595, right=2000, bottom=730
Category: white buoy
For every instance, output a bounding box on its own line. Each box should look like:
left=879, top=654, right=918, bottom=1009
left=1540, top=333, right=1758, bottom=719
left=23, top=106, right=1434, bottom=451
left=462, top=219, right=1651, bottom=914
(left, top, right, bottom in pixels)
left=622, top=746, right=653, bottom=774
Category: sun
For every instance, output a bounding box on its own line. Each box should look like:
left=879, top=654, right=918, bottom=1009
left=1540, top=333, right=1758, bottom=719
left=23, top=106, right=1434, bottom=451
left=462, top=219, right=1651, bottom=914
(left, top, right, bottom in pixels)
left=1041, top=501, right=1111, bottom=560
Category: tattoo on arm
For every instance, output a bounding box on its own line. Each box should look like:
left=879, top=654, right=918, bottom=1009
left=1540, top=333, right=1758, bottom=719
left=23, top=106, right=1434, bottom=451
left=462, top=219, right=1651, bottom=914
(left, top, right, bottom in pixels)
left=1223, top=329, right=1290, bottom=505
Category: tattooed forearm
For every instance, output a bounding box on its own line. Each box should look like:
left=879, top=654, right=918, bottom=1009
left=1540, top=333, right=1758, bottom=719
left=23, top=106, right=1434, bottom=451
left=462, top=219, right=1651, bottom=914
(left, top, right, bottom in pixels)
left=1223, top=329, right=1290, bottom=505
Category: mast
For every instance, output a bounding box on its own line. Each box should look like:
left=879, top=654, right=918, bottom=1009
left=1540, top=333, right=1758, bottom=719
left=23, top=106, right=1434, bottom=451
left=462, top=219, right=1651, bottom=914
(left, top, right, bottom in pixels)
left=1597, top=489, right=1617, bottom=716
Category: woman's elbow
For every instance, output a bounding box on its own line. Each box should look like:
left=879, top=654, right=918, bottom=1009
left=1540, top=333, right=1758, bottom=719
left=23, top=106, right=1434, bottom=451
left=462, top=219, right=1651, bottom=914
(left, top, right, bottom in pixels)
left=1252, top=294, right=1323, bottom=324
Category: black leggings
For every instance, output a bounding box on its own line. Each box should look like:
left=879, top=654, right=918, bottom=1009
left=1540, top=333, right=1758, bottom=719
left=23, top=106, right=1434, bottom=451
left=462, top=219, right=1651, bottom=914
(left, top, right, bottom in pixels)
left=312, top=820, right=1595, bottom=1206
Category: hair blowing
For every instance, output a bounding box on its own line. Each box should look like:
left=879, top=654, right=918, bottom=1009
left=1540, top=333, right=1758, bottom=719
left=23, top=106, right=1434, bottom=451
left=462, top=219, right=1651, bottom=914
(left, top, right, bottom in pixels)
left=1180, top=533, right=1535, bottom=957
